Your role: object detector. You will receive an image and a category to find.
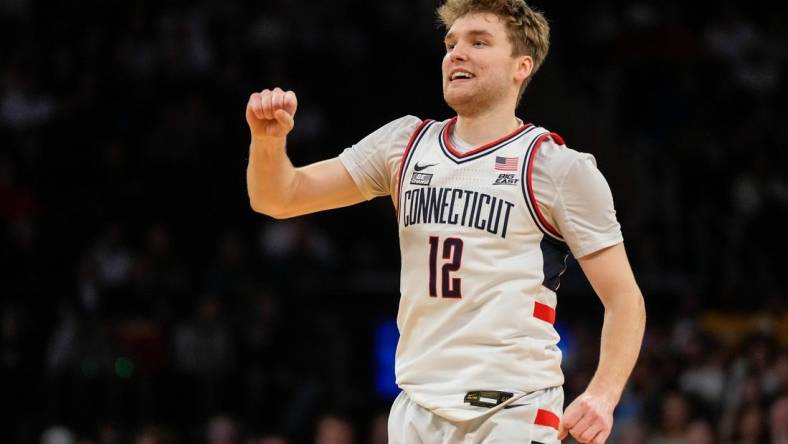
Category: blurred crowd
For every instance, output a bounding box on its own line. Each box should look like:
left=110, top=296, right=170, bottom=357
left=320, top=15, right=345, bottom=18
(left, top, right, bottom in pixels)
left=1, top=0, right=787, bottom=443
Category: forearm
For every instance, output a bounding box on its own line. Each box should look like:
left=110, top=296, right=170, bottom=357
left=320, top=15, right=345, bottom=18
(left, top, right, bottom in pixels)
left=247, top=135, right=299, bottom=217
left=586, top=288, right=646, bottom=404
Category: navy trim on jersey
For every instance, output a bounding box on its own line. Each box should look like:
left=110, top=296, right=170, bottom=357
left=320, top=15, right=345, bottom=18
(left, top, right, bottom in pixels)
left=521, top=132, right=565, bottom=243
left=540, top=236, right=570, bottom=291
left=396, top=120, right=435, bottom=221
left=438, top=119, right=537, bottom=164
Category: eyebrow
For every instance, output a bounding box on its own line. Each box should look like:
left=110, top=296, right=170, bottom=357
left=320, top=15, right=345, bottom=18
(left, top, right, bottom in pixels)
left=444, top=29, right=495, bottom=42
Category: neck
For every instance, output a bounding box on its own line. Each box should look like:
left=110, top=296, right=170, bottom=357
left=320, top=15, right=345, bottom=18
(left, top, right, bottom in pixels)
left=453, top=103, right=520, bottom=146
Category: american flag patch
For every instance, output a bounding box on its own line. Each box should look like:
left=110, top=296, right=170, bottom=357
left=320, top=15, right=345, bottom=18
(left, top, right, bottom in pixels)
left=495, top=156, right=518, bottom=171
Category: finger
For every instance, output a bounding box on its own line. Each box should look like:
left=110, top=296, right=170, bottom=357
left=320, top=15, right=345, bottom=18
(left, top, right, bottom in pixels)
left=272, top=87, right=284, bottom=113
left=558, top=423, right=568, bottom=440
left=260, top=89, right=273, bottom=120
left=577, top=423, right=603, bottom=443
left=284, top=90, right=298, bottom=116
left=274, top=108, right=294, bottom=131
left=249, top=93, right=263, bottom=120
left=559, top=405, right=582, bottom=439
left=569, top=413, right=596, bottom=441
left=591, top=428, right=611, bottom=444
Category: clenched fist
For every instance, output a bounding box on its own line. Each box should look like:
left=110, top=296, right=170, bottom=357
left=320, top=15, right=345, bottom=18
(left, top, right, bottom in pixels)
left=246, top=88, right=298, bottom=139
left=558, top=392, right=614, bottom=443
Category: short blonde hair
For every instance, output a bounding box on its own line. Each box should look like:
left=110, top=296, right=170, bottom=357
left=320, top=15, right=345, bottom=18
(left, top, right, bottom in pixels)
left=437, top=0, right=550, bottom=95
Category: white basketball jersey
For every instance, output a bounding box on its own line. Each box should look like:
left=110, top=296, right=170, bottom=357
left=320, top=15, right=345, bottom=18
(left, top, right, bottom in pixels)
left=394, top=117, right=569, bottom=421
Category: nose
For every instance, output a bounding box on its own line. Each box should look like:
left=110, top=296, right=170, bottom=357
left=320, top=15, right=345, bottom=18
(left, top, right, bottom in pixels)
left=448, top=42, right=468, bottom=62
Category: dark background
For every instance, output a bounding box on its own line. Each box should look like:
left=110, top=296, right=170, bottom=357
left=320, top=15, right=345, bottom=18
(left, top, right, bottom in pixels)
left=1, top=0, right=787, bottom=443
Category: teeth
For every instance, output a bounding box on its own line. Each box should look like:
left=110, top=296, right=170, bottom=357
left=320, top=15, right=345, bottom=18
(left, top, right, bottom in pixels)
left=452, top=72, right=473, bottom=80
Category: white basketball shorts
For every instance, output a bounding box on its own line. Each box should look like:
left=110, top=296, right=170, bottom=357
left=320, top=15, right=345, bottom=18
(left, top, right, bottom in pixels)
left=388, top=387, right=563, bottom=444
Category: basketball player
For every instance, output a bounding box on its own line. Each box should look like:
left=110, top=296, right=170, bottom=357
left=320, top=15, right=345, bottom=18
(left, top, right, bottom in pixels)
left=245, top=0, right=646, bottom=442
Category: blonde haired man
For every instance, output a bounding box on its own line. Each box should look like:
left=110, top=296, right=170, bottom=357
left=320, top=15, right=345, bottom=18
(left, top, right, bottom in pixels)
left=246, top=0, right=646, bottom=442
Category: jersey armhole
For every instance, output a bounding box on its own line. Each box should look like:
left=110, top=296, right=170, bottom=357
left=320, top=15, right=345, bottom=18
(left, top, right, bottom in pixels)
left=395, top=119, right=434, bottom=218
left=521, top=132, right=566, bottom=243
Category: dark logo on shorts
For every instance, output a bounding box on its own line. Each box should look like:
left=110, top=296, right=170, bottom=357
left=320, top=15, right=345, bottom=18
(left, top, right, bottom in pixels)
left=410, top=172, right=433, bottom=186
left=414, top=162, right=438, bottom=172
left=493, top=174, right=519, bottom=185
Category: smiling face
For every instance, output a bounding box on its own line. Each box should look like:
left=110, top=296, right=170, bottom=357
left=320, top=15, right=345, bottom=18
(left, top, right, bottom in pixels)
left=442, top=12, right=532, bottom=116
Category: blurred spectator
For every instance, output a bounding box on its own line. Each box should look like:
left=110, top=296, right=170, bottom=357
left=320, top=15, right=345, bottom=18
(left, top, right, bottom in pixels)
left=41, top=426, right=75, bottom=444
left=172, top=295, right=235, bottom=418
left=730, top=403, right=766, bottom=444
left=678, top=332, right=725, bottom=407
left=97, top=423, right=122, bottom=444
left=770, top=395, right=788, bottom=444
left=0, top=66, right=55, bottom=129
left=132, top=425, right=173, bottom=444
left=314, top=415, right=355, bottom=444
left=649, top=391, right=691, bottom=444
left=618, top=421, right=648, bottom=444
left=207, top=415, right=239, bottom=444
left=247, top=434, right=288, bottom=444
left=684, top=420, right=714, bottom=444
left=173, top=295, right=234, bottom=376
left=367, top=412, right=388, bottom=444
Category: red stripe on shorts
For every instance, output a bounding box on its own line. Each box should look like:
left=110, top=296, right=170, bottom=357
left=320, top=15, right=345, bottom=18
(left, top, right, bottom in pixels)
left=534, top=409, right=560, bottom=430
left=533, top=302, right=556, bottom=325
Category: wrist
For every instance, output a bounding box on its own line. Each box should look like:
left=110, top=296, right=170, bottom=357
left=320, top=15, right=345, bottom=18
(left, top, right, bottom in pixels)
left=251, top=134, right=287, bottom=151
left=584, top=384, right=621, bottom=407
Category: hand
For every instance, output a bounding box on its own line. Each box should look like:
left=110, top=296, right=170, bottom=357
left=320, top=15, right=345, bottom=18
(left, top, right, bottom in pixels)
left=246, top=87, right=298, bottom=139
left=558, top=392, right=614, bottom=443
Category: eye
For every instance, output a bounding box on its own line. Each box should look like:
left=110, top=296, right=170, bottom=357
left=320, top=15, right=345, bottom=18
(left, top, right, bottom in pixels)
left=473, top=40, right=487, bottom=47
left=445, top=43, right=455, bottom=51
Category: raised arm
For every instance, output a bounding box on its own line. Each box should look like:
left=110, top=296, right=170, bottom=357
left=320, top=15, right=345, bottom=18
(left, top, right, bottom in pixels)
left=559, top=242, right=646, bottom=444
left=246, top=88, right=366, bottom=219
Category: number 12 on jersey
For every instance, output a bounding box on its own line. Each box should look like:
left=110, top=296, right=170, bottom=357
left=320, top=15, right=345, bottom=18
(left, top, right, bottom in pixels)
left=428, top=236, right=464, bottom=298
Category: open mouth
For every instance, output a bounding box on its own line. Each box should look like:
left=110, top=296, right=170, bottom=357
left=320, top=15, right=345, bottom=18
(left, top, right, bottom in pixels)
left=450, top=71, right=475, bottom=82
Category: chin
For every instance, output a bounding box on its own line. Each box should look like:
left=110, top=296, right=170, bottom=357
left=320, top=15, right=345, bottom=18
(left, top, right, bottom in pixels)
left=444, top=91, right=482, bottom=115
left=444, top=90, right=472, bottom=108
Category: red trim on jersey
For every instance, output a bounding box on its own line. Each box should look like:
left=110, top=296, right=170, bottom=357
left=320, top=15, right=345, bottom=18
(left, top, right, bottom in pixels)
left=534, top=409, right=560, bottom=430
left=442, top=117, right=531, bottom=158
left=526, top=133, right=563, bottom=239
left=533, top=302, right=556, bottom=325
left=395, top=119, right=431, bottom=215
left=549, top=132, right=565, bottom=146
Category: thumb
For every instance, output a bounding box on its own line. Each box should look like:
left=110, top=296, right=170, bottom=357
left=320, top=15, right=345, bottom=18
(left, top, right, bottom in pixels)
left=274, top=109, right=294, bottom=131
left=558, top=421, right=568, bottom=440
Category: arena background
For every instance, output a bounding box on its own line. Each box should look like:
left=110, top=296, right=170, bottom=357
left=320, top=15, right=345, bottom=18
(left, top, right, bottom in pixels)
left=1, top=0, right=787, bottom=443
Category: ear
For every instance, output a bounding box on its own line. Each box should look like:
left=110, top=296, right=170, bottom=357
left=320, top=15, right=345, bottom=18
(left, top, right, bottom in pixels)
left=514, top=55, right=534, bottom=84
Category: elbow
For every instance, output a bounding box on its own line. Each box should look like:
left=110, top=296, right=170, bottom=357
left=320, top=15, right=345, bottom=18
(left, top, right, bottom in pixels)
left=248, top=196, right=293, bottom=219
left=603, top=286, right=646, bottom=321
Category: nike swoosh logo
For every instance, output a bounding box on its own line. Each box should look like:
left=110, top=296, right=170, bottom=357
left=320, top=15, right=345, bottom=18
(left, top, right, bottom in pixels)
left=414, top=162, right=438, bottom=172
